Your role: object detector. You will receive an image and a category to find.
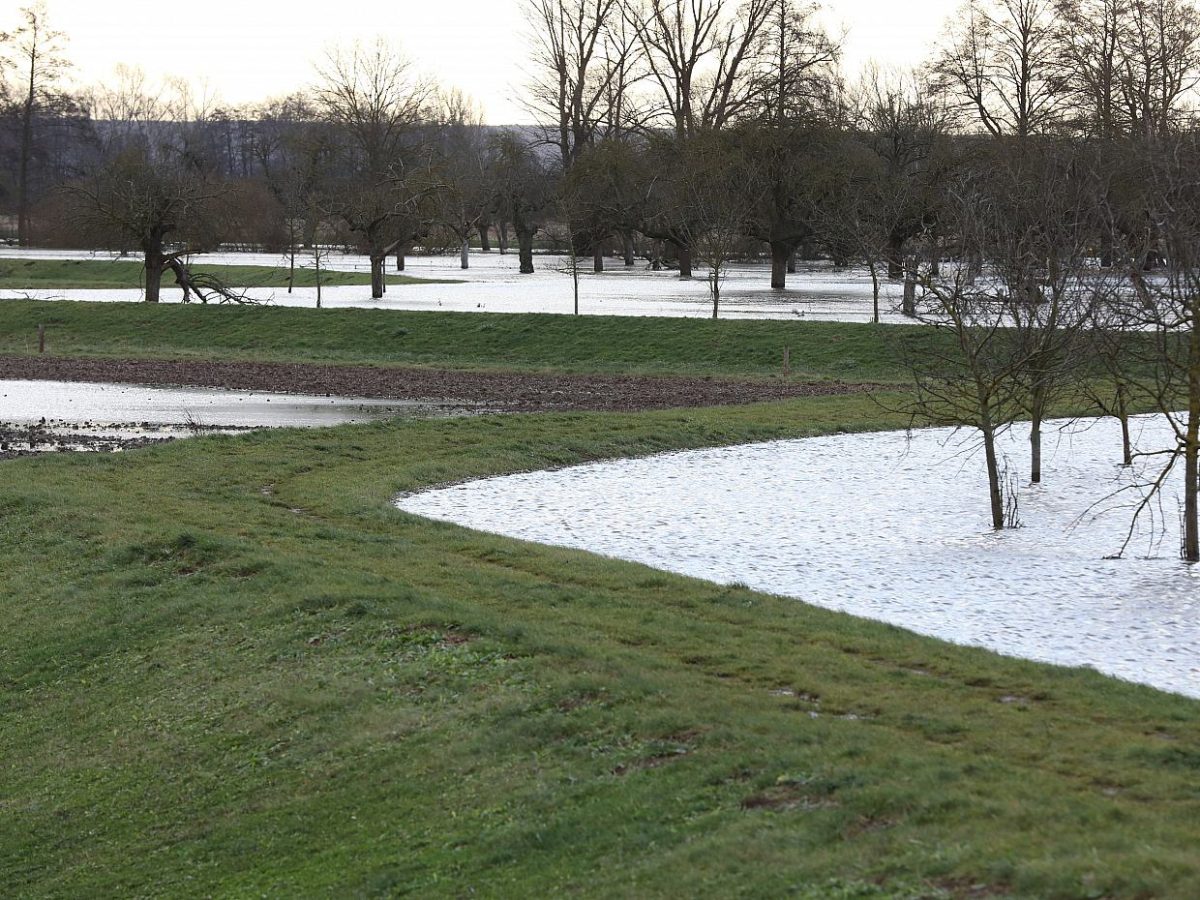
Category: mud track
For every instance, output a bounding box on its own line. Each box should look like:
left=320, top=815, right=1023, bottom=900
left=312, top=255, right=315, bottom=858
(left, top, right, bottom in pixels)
left=0, top=356, right=887, bottom=413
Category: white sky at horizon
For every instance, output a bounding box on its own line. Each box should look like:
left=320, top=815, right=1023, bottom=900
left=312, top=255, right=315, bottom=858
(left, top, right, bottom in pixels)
left=13, top=0, right=962, bottom=124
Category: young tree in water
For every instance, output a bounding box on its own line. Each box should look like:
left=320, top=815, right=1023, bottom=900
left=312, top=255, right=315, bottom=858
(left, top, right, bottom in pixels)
left=1099, top=135, right=1200, bottom=561
left=898, top=167, right=1028, bottom=530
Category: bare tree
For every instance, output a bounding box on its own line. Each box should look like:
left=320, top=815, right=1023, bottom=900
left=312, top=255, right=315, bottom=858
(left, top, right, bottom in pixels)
left=622, top=0, right=777, bottom=136
left=313, top=40, right=437, bottom=298
left=932, top=0, right=1068, bottom=138
left=1, top=2, right=70, bottom=246
left=1099, top=136, right=1200, bottom=560
left=64, top=146, right=243, bottom=303
left=1057, top=0, right=1200, bottom=138
left=523, top=0, right=626, bottom=168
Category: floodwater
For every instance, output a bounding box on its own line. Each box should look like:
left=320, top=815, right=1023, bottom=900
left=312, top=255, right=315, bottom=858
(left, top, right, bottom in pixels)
left=398, top=415, right=1200, bottom=699
left=0, top=248, right=906, bottom=322
left=0, top=379, right=439, bottom=433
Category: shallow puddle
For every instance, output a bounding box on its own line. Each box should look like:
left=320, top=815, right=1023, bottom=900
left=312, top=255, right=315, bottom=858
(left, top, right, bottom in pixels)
left=0, top=379, right=453, bottom=431
left=399, top=415, right=1200, bottom=699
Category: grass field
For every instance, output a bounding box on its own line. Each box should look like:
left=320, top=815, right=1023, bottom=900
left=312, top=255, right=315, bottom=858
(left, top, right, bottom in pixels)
left=0, top=258, right=451, bottom=291
left=0, top=299, right=935, bottom=380
left=2, top=399, right=1198, bottom=897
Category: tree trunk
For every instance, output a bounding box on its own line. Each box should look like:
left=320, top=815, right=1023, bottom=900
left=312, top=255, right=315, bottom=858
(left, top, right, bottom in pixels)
left=677, top=244, right=692, bottom=279
left=887, top=237, right=904, bottom=280
left=868, top=259, right=880, bottom=324
left=593, top=245, right=604, bottom=273
left=980, top=411, right=1004, bottom=530
left=498, top=221, right=509, bottom=254
left=396, top=246, right=406, bottom=271
left=370, top=256, right=386, bottom=298
left=1029, top=382, right=1048, bottom=484
left=623, top=231, right=636, bottom=266
left=478, top=223, right=492, bottom=252
left=902, top=270, right=916, bottom=317
left=143, top=253, right=165, bottom=304
left=1185, top=325, right=1200, bottom=561
left=461, top=237, right=470, bottom=270
left=1030, top=415, right=1042, bottom=485
left=517, top=226, right=535, bottom=274
left=1117, top=385, right=1132, bottom=466
left=787, top=250, right=797, bottom=274
left=770, top=242, right=789, bottom=289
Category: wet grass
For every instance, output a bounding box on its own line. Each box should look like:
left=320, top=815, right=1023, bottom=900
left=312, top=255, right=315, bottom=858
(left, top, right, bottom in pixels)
left=0, top=258, right=450, bottom=291
left=2, top=397, right=1198, bottom=897
left=0, top=299, right=929, bottom=381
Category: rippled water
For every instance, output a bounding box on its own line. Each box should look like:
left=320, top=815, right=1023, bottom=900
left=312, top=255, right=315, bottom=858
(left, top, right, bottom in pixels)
left=399, top=416, right=1200, bottom=698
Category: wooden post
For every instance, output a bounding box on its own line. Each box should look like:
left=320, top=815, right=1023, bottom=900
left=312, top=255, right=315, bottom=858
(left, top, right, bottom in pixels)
left=37, top=323, right=45, bottom=353
left=783, top=345, right=790, bottom=376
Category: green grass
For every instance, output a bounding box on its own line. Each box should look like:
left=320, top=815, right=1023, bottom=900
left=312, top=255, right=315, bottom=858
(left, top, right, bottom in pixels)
left=0, top=299, right=929, bottom=380
left=0, top=258, right=452, bottom=291
left=2, top=398, right=1198, bottom=897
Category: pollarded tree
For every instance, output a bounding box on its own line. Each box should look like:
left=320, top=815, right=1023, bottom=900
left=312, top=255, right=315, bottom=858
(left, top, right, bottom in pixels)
left=65, top=145, right=241, bottom=303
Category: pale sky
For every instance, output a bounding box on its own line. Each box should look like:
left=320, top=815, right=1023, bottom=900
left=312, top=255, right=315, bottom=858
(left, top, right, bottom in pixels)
left=18, top=0, right=961, bottom=124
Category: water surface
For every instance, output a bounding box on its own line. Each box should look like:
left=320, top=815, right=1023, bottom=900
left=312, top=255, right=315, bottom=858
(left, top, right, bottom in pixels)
left=399, top=416, right=1200, bottom=698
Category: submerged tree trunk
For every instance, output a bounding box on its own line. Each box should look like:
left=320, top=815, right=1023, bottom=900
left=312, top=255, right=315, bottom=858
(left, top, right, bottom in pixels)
left=1117, top=385, right=1132, bottom=466
left=461, top=237, right=470, bottom=270
left=396, top=246, right=406, bottom=271
left=1185, top=324, right=1200, bottom=561
left=517, top=226, right=535, bottom=274
left=868, top=259, right=880, bottom=324
left=887, top=236, right=904, bottom=280
left=983, top=422, right=1004, bottom=530
left=623, top=231, right=636, bottom=266
left=902, top=267, right=916, bottom=317
left=1030, top=416, right=1042, bottom=485
left=677, top=244, right=692, bottom=279
left=593, top=245, right=604, bottom=273
left=479, top=223, right=492, bottom=252
left=787, top=250, right=797, bottom=274
left=498, top=221, right=509, bottom=254
left=770, top=242, right=789, bottom=289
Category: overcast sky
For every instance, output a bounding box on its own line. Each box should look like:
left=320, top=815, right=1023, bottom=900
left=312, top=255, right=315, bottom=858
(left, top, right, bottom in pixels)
left=24, top=0, right=961, bottom=124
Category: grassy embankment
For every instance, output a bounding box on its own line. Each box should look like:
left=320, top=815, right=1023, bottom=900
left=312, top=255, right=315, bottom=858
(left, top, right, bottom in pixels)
left=2, top=400, right=1199, bottom=897
left=0, top=258, right=452, bottom=291
left=0, top=298, right=935, bottom=381
left=0, top=300, right=1195, bottom=895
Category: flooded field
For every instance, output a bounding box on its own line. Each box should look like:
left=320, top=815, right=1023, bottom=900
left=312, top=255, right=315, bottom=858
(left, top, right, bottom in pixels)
left=399, top=415, right=1200, bottom=699
left=0, top=248, right=905, bottom=322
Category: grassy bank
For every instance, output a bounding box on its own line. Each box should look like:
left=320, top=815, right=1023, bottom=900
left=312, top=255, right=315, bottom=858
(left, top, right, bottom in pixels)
left=2, top=397, right=1198, bottom=897
left=0, top=258, right=450, bottom=291
left=0, top=300, right=926, bottom=380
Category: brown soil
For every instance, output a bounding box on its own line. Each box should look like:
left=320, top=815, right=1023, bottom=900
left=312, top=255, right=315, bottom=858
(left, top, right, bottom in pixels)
left=0, top=355, right=885, bottom=413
